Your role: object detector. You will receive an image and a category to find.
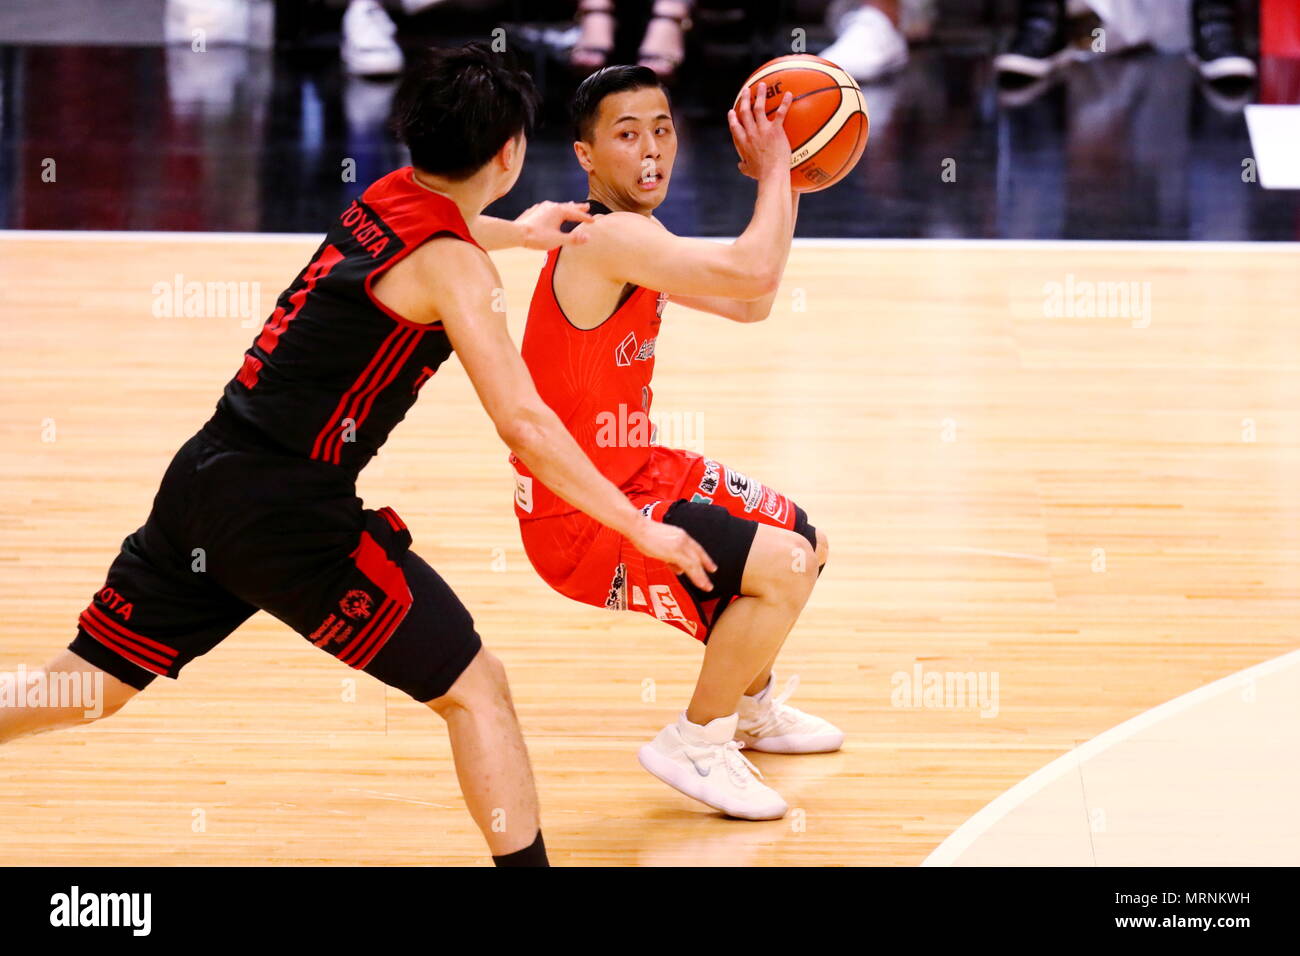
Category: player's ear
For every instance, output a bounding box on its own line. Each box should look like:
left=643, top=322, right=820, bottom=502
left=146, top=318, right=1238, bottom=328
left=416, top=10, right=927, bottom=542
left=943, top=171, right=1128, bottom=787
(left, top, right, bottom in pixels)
left=500, top=133, right=525, bottom=173
left=573, top=139, right=594, bottom=174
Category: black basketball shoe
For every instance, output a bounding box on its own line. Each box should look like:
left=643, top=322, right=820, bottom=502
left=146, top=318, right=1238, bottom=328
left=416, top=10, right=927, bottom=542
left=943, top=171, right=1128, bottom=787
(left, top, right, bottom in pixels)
left=1190, top=0, right=1257, bottom=82
left=995, top=0, right=1076, bottom=79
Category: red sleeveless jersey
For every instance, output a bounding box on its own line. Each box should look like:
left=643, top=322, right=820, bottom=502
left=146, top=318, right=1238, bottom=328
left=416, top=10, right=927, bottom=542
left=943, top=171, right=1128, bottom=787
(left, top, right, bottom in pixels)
left=210, top=166, right=482, bottom=475
left=511, top=241, right=668, bottom=519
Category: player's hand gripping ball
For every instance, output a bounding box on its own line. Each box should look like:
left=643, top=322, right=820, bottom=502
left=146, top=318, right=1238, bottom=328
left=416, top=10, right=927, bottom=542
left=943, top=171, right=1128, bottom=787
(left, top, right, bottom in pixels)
left=734, top=54, right=869, bottom=193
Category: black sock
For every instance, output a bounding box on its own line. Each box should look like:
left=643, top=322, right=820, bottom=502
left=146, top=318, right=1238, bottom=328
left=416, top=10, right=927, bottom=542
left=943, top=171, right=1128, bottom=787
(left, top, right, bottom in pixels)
left=492, top=829, right=549, bottom=867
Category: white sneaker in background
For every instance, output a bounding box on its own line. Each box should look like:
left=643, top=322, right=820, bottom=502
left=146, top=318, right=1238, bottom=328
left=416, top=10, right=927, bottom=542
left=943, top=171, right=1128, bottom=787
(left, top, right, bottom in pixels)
left=638, top=712, right=789, bottom=820
left=165, top=0, right=251, bottom=46
left=737, top=674, right=845, bottom=754
left=400, top=0, right=451, bottom=12
left=342, top=0, right=405, bottom=77
left=819, top=5, right=909, bottom=82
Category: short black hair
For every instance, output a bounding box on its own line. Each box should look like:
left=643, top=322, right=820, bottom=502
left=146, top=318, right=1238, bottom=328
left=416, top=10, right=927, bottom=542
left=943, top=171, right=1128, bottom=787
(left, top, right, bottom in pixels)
left=571, top=65, right=670, bottom=142
left=390, top=42, right=541, bottom=180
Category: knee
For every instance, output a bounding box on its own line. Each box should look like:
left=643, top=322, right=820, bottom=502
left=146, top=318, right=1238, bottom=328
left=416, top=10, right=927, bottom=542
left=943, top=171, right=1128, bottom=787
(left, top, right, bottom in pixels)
left=754, top=528, right=818, bottom=598
left=815, top=527, right=828, bottom=568
left=0, top=664, right=136, bottom=744
left=426, top=648, right=513, bottom=719
left=84, top=670, right=141, bottom=722
left=95, top=694, right=132, bottom=720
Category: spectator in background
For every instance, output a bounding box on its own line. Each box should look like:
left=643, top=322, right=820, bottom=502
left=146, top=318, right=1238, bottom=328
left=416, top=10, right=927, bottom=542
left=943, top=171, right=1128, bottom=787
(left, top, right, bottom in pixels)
left=995, top=0, right=1256, bottom=85
left=570, top=0, right=695, bottom=81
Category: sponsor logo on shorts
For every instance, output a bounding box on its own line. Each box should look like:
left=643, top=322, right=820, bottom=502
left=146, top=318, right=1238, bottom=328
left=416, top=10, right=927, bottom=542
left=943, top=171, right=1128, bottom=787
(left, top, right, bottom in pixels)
left=96, top=586, right=135, bottom=621
left=698, top=459, right=720, bottom=495
left=759, top=486, right=788, bottom=523
left=514, top=471, right=534, bottom=514
left=640, top=501, right=659, bottom=519
left=339, top=589, right=374, bottom=620
left=604, top=563, right=627, bottom=611
left=725, top=468, right=763, bottom=513
left=310, top=614, right=354, bottom=648
left=648, top=585, right=688, bottom=626
left=630, top=584, right=698, bottom=637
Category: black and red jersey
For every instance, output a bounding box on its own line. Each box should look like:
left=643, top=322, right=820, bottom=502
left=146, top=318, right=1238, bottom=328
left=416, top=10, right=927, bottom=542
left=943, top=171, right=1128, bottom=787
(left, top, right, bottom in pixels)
left=209, top=166, right=481, bottom=474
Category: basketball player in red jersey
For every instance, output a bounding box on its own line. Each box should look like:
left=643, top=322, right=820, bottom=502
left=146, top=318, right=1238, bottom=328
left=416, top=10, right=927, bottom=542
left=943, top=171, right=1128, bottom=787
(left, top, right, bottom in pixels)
left=508, top=66, right=841, bottom=820
left=0, top=45, right=713, bottom=866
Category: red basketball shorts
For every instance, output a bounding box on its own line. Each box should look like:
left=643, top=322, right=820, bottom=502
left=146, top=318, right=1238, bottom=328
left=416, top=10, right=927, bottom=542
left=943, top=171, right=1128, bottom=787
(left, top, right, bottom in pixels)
left=517, top=446, right=817, bottom=642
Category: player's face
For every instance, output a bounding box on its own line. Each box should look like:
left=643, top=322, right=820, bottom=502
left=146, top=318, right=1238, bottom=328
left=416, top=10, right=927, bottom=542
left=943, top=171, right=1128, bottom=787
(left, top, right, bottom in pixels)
left=582, top=87, right=676, bottom=212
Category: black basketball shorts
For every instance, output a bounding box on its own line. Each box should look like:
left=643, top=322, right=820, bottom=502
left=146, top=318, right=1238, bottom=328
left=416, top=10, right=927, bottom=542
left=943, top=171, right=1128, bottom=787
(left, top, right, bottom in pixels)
left=68, top=425, right=481, bottom=702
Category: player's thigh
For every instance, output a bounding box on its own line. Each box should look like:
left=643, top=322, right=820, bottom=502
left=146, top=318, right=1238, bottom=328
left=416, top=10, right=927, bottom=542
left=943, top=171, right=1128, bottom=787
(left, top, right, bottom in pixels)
left=243, top=505, right=484, bottom=705
left=71, top=519, right=259, bottom=692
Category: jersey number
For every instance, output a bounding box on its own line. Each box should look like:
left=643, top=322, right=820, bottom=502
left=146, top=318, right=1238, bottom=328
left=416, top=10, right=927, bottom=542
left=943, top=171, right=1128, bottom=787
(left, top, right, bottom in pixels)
left=237, top=243, right=345, bottom=389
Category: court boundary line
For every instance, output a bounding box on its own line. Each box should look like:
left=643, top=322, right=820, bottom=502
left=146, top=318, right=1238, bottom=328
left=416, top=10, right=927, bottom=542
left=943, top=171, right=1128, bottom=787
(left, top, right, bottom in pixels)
left=1, top=230, right=1297, bottom=253
left=921, top=647, right=1300, bottom=866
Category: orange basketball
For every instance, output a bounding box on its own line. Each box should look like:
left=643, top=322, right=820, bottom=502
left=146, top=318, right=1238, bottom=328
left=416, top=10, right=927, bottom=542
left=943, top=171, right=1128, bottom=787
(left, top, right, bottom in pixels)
left=734, top=54, right=869, bottom=193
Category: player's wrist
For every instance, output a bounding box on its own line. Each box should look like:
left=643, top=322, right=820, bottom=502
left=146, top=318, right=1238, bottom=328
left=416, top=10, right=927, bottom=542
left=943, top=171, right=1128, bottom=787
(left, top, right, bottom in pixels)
left=510, top=216, right=534, bottom=249
left=614, top=502, right=649, bottom=540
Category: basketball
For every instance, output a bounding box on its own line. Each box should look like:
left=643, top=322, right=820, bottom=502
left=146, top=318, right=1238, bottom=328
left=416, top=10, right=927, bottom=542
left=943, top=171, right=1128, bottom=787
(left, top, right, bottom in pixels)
left=734, top=54, right=869, bottom=193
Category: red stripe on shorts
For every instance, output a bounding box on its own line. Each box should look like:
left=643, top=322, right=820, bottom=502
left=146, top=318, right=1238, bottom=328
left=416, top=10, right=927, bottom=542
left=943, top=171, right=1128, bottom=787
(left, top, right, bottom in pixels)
left=81, top=606, right=178, bottom=665
left=334, top=531, right=412, bottom=668
left=78, top=611, right=173, bottom=675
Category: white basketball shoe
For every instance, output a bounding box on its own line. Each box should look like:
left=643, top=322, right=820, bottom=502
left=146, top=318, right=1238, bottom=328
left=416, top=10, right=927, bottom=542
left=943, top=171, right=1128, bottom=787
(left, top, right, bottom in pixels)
left=638, top=712, right=788, bottom=820
left=736, top=674, right=844, bottom=754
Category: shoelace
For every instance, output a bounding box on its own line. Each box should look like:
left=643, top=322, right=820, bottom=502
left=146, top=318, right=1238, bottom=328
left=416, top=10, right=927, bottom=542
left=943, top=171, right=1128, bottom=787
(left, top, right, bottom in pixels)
left=744, top=675, right=805, bottom=738
left=685, top=739, right=764, bottom=786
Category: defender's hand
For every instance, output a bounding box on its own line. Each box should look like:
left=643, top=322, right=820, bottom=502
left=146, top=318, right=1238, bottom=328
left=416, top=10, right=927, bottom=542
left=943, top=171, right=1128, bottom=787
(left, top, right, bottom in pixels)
left=627, top=519, right=717, bottom=592
left=517, top=201, right=595, bottom=250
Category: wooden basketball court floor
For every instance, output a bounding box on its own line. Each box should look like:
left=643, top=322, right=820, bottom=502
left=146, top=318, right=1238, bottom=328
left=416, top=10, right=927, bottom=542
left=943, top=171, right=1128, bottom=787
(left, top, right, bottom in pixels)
left=1, top=234, right=1297, bottom=866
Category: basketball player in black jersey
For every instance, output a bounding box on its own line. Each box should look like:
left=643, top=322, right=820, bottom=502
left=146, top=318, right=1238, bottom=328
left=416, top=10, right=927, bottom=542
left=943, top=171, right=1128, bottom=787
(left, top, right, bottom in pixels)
left=0, top=44, right=714, bottom=867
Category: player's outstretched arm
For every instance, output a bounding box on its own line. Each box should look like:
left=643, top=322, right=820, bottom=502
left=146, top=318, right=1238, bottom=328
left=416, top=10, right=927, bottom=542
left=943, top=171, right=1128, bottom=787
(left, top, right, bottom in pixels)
left=671, top=192, right=800, bottom=323
left=580, top=82, right=796, bottom=302
left=388, top=238, right=716, bottom=590
left=469, top=201, right=595, bottom=251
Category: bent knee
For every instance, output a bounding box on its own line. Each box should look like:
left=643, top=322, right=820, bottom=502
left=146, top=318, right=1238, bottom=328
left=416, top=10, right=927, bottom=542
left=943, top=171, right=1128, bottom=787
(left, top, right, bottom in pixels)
left=744, top=526, right=818, bottom=598
left=426, top=648, right=512, bottom=717
left=95, top=693, right=133, bottom=720
left=47, top=653, right=140, bottom=720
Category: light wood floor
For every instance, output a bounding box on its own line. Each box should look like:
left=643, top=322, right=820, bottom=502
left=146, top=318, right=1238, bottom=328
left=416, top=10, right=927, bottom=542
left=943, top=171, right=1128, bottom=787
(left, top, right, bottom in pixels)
left=1, top=236, right=1296, bottom=866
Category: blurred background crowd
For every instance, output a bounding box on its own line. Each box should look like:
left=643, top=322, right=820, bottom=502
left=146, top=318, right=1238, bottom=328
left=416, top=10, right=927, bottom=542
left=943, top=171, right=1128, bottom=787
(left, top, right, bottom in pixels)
left=157, top=0, right=1268, bottom=92
left=2, top=0, right=1297, bottom=238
